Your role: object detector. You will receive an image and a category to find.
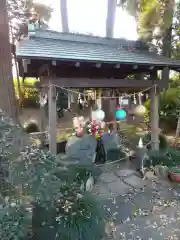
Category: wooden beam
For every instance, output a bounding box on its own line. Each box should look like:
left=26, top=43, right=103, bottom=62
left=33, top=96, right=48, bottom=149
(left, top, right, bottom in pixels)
left=75, top=62, right=80, bottom=67
left=132, top=65, right=138, bottom=69
left=114, top=64, right=120, bottom=69
left=22, top=59, right=30, bottom=73
left=150, top=70, right=159, bottom=150
left=95, top=63, right=102, bottom=68
left=42, top=77, right=162, bottom=88
left=38, top=64, right=49, bottom=76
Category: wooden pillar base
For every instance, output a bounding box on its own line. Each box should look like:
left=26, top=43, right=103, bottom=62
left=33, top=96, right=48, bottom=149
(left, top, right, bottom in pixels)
left=48, top=83, right=57, bottom=155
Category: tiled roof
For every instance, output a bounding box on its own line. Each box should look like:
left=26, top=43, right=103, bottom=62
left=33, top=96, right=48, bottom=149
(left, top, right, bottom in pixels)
left=16, top=29, right=180, bottom=68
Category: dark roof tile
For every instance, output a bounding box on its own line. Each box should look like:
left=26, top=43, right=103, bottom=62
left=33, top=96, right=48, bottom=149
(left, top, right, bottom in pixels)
left=16, top=29, right=180, bottom=68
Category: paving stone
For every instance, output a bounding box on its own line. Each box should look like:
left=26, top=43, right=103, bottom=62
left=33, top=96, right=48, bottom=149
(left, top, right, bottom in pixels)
left=123, top=175, right=146, bottom=188
left=99, top=173, right=119, bottom=183
left=116, top=169, right=136, bottom=177
left=107, top=181, right=130, bottom=196
left=114, top=221, right=165, bottom=240
left=132, top=191, right=155, bottom=212
left=92, top=184, right=111, bottom=200
left=102, top=196, right=135, bottom=225
left=111, top=201, right=180, bottom=240
left=96, top=162, right=180, bottom=240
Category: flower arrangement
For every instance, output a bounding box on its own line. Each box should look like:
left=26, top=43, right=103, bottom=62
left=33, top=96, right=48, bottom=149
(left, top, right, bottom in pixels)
left=72, top=116, right=106, bottom=139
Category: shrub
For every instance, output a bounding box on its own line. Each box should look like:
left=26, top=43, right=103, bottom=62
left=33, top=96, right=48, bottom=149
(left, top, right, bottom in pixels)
left=0, top=204, right=32, bottom=240
left=33, top=180, right=105, bottom=240
left=24, top=120, right=39, bottom=133
left=0, top=110, right=106, bottom=240
left=148, top=150, right=171, bottom=167
left=148, top=147, right=180, bottom=167
left=144, top=88, right=180, bottom=131
left=14, top=78, right=40, bottom=108
left=143, top=132, right=168, bottom=150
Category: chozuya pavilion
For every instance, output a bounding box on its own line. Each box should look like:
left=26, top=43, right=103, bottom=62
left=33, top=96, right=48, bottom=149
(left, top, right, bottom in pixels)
left=16, top=23, right=180, bottom=154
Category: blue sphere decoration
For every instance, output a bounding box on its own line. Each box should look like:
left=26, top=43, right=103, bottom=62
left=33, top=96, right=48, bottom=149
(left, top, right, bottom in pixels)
left=115, top=108, right=126, bottom=121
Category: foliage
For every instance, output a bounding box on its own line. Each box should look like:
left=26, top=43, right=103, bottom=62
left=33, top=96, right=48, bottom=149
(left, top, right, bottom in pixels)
left=170, top=166, right=180, bottom=173
left=33, top=180, right=105, bottom=240
left=0, top=110, right=25, bottom=196
left=171, top=1, right=180, bottom=59
left=8, top=147, right=58, bottom=195
left=148, top=150, right=172, bottom=167
left=143, top=132, right=168, bottom=150
left=148, top=147, right=180, bottom=167
left=169, top=73, right=180, bottom=87
left=138, top=0, right=174, bottom=41
left=14, top=78, right=39, bottom=108
left=0, top=204, right=32, bottom=240
left=7, top=0, right=53, bottom=41
left=23, top=120, right=39, bottom=133
left=66, top=165, right=102, bottom=185
left=57, top=133, right=71, bottom=141
left=120, top=0, right=174, bottom=44
left=0, top=110, right=106, bottom=240
left=145, top=87, right=180, bottom=131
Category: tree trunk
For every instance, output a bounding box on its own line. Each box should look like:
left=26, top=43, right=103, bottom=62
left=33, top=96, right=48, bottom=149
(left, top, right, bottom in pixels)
left=60, top=0, right=69, bottom=32
left=106, top=0, right=117, bottom=38
left=10, top=24, right=22, bottom=107
left=104, top=0, right=117, bottom=126
left=162, top=25, right=172, bottom=58
left=0, top=0, right=18, bottom=121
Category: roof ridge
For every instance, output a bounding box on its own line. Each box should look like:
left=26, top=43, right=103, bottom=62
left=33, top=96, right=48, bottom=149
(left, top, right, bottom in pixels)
left=29, top=29, right=148, bottom=49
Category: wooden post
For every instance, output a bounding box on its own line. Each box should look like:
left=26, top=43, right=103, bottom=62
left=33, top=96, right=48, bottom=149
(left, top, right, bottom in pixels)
left=39, top=86, right=47, bottom=147
left=48, top=83, right=57, bottom=155
left=71, top=92, right=74, bottom=103
left=161, top=66, right=169, bottom=91
left=68, top=89, right=71, bottom=109
left=150, top=71, right=159, bottom=150
left=96, top=88, right=102, bottom=109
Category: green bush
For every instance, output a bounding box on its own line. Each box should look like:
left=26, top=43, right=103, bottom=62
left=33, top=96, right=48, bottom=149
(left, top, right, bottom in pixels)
left=14, top=78, right=40, bottom=108
left=33, top=181, right=105, bottom=240
left=144, top=87, right=180, bottom=131
left=148, top=150, right=171, bottom=167
left=0, top=205, right=32, bottom=240
left=148, top=147, right=180, bottom=168
left=143, top=132, right=168, bottom=150
left=23, top=120, right=39, bottom=133
left=0, top=111, right=106, bottom=240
